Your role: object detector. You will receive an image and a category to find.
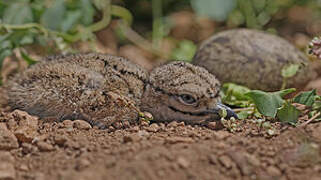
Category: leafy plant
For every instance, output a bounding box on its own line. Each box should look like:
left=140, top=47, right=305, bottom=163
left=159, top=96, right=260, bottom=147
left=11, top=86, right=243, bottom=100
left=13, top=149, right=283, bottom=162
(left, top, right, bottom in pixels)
left=0, top=0, right=133, bottom=70
left=222, top=83, right=320, bottom=125
left=171, top=40, right=197, bottom=61
left=191, top=0, right=236, bottom=21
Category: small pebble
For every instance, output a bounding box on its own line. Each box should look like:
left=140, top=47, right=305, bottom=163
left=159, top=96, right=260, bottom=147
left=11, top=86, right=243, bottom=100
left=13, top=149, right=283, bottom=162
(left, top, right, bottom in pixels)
left=218, top=155, right=233, bottom=169
left=73, top=120, right=92, bottom=130
left=75, top=158, right=91, bottom=171
left=0, top=123, right=19, bottom=150
left=144, top=123, right=160, bottom=133
left=123, top=134, right=141, bottom=143
left=54, top=135, right=68, bottom=146
left=167, top=121, right=178, bottom=128
left=267, top=166, right=282, bottom=177
left=165, top=136, right=194, bottom=144
left=62, top=120, right=74, bottom=129
left=37, top=141, right=54, bottom=152
left=177, top=156, right=190, bottom=168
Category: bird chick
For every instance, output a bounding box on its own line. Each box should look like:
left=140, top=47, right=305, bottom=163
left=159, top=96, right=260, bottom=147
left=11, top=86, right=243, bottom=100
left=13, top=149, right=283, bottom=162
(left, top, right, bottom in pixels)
left=6, top=53, right=236, bottom=128
left=141, top=61, right=236, bottom=124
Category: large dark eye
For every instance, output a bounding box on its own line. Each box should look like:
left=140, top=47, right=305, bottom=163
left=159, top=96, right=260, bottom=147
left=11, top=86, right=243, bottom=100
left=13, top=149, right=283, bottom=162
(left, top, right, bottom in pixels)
left=179, top=94, right=196, bottom=105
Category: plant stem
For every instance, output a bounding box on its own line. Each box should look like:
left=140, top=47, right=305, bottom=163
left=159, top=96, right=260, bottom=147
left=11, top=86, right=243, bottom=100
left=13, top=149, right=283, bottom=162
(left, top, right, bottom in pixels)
left=118, top=21, right=165, bottom=58
left=1, top=1, right=114, bottom=43
left=88, top=0, right=112, bottom=32
left=281, top=78, right=287, bottom=90
left=233, top=107, right=255, bottom=112
left=299, top=112, right=321, bottom=127
left=111, top=5, right=133, bottom=25
left=152, top=0, right=163, bottom=49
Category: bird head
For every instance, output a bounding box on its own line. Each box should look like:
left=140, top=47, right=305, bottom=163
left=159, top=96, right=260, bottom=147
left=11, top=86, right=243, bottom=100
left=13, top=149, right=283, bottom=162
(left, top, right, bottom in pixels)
left=141, top=61, right=237, bottom=124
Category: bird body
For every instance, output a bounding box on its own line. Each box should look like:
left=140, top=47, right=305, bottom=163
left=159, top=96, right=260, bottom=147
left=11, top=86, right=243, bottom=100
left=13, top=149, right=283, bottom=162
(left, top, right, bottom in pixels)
left=6, top=53, right=234, bottom=128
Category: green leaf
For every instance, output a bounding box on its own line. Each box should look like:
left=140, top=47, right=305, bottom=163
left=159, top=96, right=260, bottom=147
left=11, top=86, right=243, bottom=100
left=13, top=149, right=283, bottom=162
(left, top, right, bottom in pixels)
left=251, top=0, right=266, bottom=13
left=277, top=101, right=300, bottom=124
left=227, top=10, right=245, bottom=27
left=0, top=35, right=13, bottom=69
left=41, top=0, right=66, bottom=30
left=80, top=0, right=95, bottom=25
left=191, top=0, right=237, bottom=21
left=265, top=0, right=279, bottom=15
left=0, top=49, right=12, bottom=69
left=3, top=3, right=33, bottom=24
left=20, top=35, right=34, bottom=45
left=171, top=40, right=197, bottom=62
left=239, top=0, right=260, bottom=28
left=293, top=89, right=316, bottom=106
left=245, top=88, right=295, bottom=117
left=0, top=39, right=13, bottom=50
left=61, top=10, right=82, bottom=32
left=245, top=90, right=281, bottom=117
left=257, top=11, right=271, bottom=26
left=222, top=83, right=251, bottom=100
left=237, top=111, right=251, bottom=120
left=20, top=51, right=37, bottom=65
left=273, top=88, right=296, bottom=98
left=312, top=100, right=321, bottom=111
left=281, top=64, right=300, bottom=78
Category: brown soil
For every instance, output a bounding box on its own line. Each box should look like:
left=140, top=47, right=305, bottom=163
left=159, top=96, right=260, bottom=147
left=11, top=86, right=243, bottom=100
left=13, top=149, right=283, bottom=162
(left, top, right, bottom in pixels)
left=0, top=109, right=321, bottom=180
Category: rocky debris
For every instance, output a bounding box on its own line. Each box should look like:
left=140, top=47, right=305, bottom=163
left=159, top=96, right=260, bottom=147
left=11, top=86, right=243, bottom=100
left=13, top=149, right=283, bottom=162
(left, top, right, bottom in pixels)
left=0, top=123, right=18, bottom=150
left=167, top=121, right=179, bottom=128
left=7, top=110, right=38, bottom=129
left=228, top=151, right=258, bottom=176
left=214, top=131, right=231, bottom=140
left=53, top=134, right=69, bottom=146
left=75, top=158, right=91, bottom=171
left=208, top=154, right=218, bottom=165
left=5, top=110, right=40, bottom=143
left=62, top=120, right=74, bottom=128
left=266, top=166, right=282, bottom=177
left=218, top=155, right=234, bottom=169
left=21, top=142, right=38, bottom=154
left=176, top=156, right=190, bottom=168
left=165, top=136, right=194, bottom=144
left=73, top=120, right=92, bottom=130
left=207, top=121, right=218, bottom=130
left=37, top=141, right=55, bottom=152
left=0, top=152, right=15, bottom=180
left=128, top=126, right=140, bottom=132
left=137, top=130, right=150, bottom=138
left=144, top=123, right=160, bottom=133
left=123, top=134, right=142, bottom=143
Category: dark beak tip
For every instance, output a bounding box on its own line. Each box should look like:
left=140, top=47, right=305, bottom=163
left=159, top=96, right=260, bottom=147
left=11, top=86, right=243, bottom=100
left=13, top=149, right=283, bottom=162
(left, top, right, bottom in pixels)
left=226, top=110, right=238, bottom=119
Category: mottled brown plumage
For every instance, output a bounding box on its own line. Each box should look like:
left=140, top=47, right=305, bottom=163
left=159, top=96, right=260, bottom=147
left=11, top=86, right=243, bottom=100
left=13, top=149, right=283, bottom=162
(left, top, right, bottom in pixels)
left=6, top=53, right=235, bottom=128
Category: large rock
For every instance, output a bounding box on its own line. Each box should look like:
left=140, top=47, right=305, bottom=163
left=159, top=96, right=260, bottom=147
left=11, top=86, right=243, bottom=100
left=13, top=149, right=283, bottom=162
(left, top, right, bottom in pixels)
left=193, top=29, right=317, bottom=91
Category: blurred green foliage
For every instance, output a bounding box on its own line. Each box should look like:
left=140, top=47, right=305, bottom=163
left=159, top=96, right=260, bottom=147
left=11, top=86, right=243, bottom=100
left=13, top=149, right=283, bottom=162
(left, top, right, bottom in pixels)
left=222, top=83, right=320, bottom=124
left=192, top=0, right=321, bottom=29
left=0, top=0, right=132, bottom=69
left=191, top=0, right=236, bottom=21
left=1, top=0, right=320, bottom=73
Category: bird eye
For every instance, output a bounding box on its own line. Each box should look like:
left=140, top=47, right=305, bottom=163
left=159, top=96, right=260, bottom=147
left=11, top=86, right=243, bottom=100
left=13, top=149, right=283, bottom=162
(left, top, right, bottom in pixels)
left=179, top=94, right=196, bottom=105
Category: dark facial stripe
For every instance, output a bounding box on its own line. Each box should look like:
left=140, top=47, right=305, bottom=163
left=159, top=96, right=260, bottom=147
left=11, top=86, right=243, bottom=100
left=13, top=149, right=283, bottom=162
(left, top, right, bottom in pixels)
left=168, top=106, right=215, bottom=117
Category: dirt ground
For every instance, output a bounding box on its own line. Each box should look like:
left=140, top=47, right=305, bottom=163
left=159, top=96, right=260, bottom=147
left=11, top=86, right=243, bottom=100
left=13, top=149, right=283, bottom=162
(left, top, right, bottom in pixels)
left=0, top=108, right=320, bottom=180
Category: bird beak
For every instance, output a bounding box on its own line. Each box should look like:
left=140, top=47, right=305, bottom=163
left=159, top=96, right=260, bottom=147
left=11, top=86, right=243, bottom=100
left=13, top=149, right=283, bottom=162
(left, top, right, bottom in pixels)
left=208, top=103, right=238, bottom=120
left=217, top=103, right=238, bottom=119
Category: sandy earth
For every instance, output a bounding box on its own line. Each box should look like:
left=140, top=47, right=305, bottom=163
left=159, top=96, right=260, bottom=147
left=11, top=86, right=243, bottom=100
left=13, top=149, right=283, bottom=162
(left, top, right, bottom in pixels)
left=0, top=108, right=320, bottom=180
